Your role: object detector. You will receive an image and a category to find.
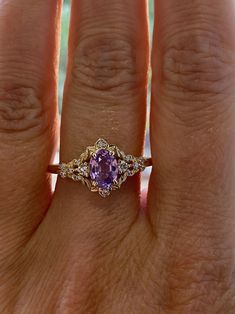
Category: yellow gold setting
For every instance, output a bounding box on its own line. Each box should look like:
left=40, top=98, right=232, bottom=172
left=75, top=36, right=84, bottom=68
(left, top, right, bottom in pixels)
left=48, top=138, right=152, bottom=197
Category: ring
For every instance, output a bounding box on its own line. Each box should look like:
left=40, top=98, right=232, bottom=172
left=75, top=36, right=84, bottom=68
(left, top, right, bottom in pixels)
left=48, top=138, right=152, bottom=197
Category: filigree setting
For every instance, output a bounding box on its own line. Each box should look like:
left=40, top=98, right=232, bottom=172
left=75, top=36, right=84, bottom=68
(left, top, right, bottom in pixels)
left=58, top=138, right=148, bottom=197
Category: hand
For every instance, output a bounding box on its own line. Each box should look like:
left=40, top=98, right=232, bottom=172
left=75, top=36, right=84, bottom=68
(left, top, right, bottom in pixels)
left=1, top=0, right=235, bottom=313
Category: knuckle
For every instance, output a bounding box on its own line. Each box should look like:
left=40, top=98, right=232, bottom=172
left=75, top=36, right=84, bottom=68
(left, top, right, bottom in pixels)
left=156, top=27, right=235, bottom=129
left=0, top=86, right=49, bottom=139
left=160, top=28, right=235, bottom=99
left=71, top=36, right=143, bottom=95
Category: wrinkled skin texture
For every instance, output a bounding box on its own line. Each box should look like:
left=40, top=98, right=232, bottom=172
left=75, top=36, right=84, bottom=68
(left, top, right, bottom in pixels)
left=1, top=0, right=235, bottom=313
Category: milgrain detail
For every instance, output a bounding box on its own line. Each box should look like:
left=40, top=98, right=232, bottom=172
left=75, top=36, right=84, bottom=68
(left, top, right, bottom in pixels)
left=0, top=87, right=51, bottom=138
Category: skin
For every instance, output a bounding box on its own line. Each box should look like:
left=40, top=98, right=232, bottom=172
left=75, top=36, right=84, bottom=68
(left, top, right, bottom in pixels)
left=0, top=0, right=235, bottom=313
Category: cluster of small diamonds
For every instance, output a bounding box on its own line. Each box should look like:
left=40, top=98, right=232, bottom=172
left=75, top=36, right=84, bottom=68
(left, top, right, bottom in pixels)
left=118, top=155, right=146, bottom=177
left=59, top=160, right=89, bottom=182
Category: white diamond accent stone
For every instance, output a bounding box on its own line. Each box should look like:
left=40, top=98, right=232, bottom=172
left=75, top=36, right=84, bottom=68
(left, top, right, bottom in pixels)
left=59, top=163, right=67, bottom=178
left=127, top=169, right=136, bottom=176
left=137, top=157, right=146, bottom=171
left=95, top=138, right=108, bottom=149
left=118, top=160, right=128, bottom=174
left=133, top=162, right=139, bottom=170
left=60, top=171, right=66, bottom=178
left=59, top=163, right=66, bottom=171
left=78, top=162, right=89, bottom=177
left=99, top=189, right=111, bottom=198
left=125, top=155, right=134, bottom=162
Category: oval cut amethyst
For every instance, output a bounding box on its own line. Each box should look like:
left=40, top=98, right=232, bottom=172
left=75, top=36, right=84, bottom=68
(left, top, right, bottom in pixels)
left=90, top=149, right=118, bottom=189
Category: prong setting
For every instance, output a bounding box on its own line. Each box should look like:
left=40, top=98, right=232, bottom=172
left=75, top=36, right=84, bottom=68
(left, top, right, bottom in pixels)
left=57, top=138, right=150, bottom=197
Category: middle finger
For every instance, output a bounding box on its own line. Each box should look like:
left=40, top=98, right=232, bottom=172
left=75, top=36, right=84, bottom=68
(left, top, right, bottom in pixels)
left=56, top=1, right=149, bottom=221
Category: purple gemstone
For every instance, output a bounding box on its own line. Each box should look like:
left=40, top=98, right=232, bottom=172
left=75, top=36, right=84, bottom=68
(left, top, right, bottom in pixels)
left=90, top=149, right=118, bottom=189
